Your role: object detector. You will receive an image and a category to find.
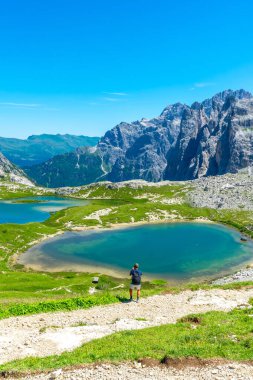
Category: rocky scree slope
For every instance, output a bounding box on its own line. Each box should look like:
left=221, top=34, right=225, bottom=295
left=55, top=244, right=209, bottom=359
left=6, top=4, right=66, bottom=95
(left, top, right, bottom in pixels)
left=0, top=152, right=34, bottom=186
left=25, top=89, right=253, bottom=187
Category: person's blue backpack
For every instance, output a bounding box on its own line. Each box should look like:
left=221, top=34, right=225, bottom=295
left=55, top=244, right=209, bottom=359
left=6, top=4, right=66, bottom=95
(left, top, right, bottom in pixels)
left=132, top=269, right=141, bottom=285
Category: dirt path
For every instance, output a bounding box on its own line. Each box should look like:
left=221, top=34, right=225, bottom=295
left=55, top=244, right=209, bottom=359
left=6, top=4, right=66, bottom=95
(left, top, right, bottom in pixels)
left=1, top=288, right=253, bottom=367
left=10, top=361, right=253, bottom=380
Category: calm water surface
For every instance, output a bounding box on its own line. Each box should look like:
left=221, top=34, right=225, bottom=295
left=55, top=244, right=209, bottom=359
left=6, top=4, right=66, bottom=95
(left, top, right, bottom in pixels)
left=19, top=223, right=253, bottom=282
left=0, top=196, right=88, bottom=224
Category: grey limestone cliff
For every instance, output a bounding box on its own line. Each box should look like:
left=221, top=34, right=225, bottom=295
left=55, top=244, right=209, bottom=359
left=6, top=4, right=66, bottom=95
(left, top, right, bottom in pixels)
left=25, top=89, right=253, bottom=187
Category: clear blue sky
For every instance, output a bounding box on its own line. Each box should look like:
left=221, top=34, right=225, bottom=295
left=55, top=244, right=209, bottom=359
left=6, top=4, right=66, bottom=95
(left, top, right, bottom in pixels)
left=1, top=0, right=253, bottom=138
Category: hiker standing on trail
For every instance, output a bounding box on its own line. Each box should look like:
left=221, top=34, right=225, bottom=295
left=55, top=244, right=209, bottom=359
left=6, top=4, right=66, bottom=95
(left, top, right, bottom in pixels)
left=129, top=263, right=142, bottom=302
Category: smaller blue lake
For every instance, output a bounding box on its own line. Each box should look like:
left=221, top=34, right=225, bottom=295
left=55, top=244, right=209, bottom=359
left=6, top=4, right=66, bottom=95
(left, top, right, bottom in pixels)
left=19, top=223, right=253, bottom=282
left=0, top=196, right=88, bottom=224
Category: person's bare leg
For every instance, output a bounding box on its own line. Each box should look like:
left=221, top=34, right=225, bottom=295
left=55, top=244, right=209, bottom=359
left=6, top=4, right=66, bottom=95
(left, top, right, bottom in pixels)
left=137, top=289, right=140, bottom=300
left=129, top=288, right=133, bottom=300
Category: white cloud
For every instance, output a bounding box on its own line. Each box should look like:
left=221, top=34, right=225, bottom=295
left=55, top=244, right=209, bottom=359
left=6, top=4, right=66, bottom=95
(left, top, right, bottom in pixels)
left=103, top=97, right=122, bottom=102
left=194, top=82, right=216, bottom=88
left=88, top=102, right=99, bottom=106
left=103, top=92, right=127, bottom=96
left=43, top=107, right=60, bottom=111
left=88, top=92, right=128, bottom=104
left=0, top=102, right=42, bottom=108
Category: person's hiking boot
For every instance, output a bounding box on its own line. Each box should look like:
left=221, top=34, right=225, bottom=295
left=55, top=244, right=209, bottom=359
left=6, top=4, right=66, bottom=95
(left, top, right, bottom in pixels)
left=129, top=297, right=133, bottom=302
left=136, top=298, right=140, bottom=303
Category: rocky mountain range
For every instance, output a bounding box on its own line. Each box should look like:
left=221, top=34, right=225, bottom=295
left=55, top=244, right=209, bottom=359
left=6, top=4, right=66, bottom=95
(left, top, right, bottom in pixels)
left=25, top=89, right=253, bottom=187
left=0, top=134, right=100, bottom=167
left=0, top=152, right=34, bottom=186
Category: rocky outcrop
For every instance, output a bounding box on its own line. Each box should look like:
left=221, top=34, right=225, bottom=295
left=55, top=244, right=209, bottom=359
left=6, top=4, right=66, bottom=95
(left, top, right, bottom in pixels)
left=0, top=152, right=34, bottom=186
left=25, top=89, right=253, bottom=187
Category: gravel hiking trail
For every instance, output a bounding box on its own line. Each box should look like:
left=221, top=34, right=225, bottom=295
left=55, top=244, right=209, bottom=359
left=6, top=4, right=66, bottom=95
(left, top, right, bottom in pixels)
left=2, top=288, right=253, bottom=379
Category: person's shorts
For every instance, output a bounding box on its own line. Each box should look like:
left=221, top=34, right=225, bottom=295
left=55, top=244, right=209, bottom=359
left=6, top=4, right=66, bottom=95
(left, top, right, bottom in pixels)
left=130, top=284, right=141, bottom=290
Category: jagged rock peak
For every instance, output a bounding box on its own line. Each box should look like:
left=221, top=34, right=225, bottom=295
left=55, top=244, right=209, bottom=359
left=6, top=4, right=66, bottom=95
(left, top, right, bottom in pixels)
left=211, top=89, right=252, bottom=102
left=160, top=102, right=188, bottom=118
left=160, top=90, right=252, bottom=119
left=202, top=89, right=252, bottom=106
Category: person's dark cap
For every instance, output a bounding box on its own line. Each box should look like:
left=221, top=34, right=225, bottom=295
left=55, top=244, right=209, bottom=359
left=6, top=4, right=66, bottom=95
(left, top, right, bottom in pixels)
left=134, top=263, right=139, bottom=268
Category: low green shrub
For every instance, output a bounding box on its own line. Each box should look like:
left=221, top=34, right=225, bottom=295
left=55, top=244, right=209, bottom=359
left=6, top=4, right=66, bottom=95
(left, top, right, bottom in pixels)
left=0, top=293, right=119, bottom=320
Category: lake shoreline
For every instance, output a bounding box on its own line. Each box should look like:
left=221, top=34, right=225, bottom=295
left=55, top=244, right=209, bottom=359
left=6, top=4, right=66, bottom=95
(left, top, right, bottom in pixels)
left=17, top=257, right=253, bottom=285
left=0, top=196, right=89, bottom=224
left=73, top=216, right=215, bottom=231
left=16, top=218, right=253, bottom=284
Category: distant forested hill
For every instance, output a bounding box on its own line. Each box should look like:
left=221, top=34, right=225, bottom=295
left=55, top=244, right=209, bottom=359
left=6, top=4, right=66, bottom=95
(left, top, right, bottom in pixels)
left=0, top=134, right=100, bottom=167
left=25, top=147, right=104, bottom=188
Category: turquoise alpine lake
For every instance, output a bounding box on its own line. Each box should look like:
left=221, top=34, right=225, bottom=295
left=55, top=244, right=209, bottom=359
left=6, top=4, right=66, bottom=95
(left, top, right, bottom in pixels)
left=19, top=223, right=253, bottom=282
left=0, top=196, right=88, bottom=224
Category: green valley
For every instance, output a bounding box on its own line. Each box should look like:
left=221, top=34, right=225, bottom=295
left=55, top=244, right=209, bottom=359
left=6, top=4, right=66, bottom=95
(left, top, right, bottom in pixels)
left=1, top=173, right=253, bottom=376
